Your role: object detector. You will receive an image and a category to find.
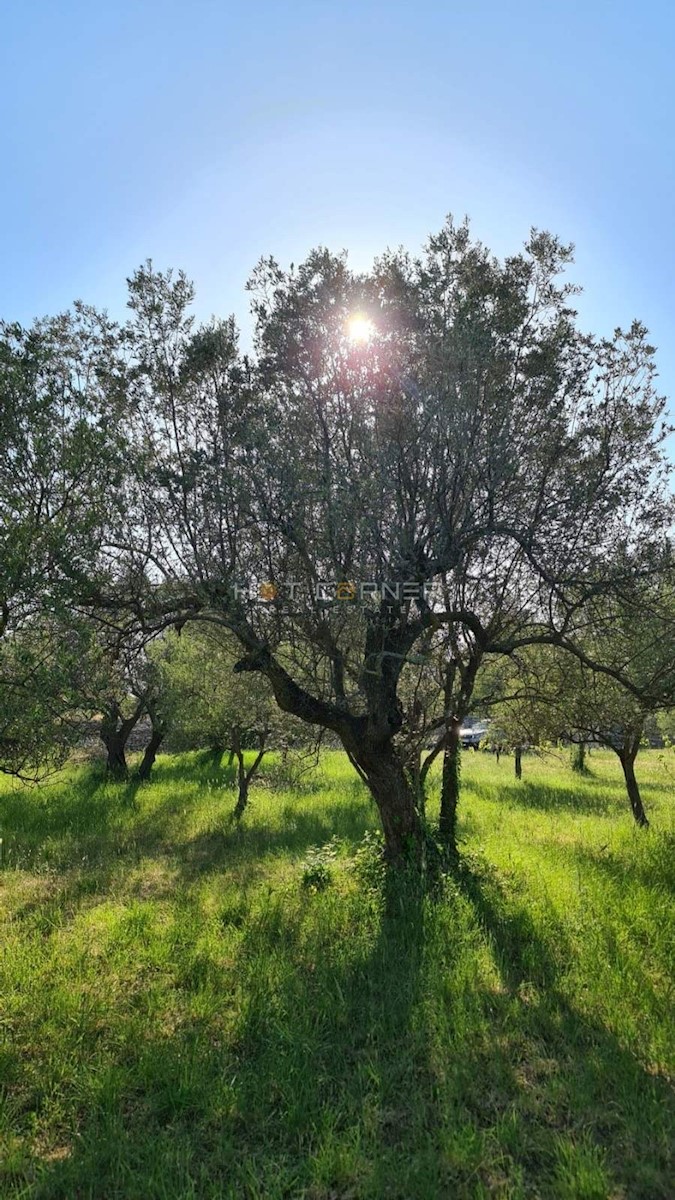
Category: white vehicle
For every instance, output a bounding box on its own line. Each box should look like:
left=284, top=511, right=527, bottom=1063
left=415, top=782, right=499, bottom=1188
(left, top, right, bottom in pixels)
left=459, top=719, right=489, bottom=749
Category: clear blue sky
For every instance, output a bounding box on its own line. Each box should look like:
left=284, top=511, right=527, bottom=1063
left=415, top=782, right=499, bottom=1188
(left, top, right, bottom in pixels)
left=2, top=1, right=674, bottom=418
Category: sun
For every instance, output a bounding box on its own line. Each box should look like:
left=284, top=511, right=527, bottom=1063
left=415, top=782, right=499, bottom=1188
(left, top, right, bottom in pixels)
left=346, top=313, right=375, bottom=344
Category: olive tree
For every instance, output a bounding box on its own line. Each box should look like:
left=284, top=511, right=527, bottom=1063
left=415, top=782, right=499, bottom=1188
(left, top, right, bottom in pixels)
left=485, top=590, right=675, bottom=825
left=0, top=620, right=88, bottom=779
left=0, top=312, right=128, bottom=776
left=0, top=313, right=125, bottom=628
left=83, top=222, right=672, bottom=862
left=154, top=624, right=304, bottom=818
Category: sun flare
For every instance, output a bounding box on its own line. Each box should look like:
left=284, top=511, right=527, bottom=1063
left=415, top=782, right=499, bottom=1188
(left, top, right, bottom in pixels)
left=346, top=313, right=375, bottom=344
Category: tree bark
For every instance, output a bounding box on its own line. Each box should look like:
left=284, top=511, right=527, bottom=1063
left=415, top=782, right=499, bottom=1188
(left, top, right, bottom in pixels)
left=618, top=747, right=649, bottom=827
left=232, top=770, right=249, bottom=820
left=430, top=652, right=482, bottom=859
left=439, top=717, right=461, bottom=854
left=405, top=747, right=426, bottom=818
left=137, top=729, right=164, bottom=781
left=231, top=729, right=247, bottom=820
left=231, top=730, right=267, bottom=821
left=344, top=735, right=423, bottom=862
left=235, top=638, right=423, bottom=862
left=514, top=744, right=523, bottom=780
left=101, top=732, right=129, bottom=780
left=99, top=699, right=145, bottom=781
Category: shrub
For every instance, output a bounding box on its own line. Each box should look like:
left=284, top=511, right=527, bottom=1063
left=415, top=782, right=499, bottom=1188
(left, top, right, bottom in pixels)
left=300, top=836, right=342, bottom=891
left=352, top=829, right=386, bottom=891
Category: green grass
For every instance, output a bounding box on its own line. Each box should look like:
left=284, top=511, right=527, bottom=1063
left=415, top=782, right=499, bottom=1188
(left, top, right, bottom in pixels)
left=0, top=747, right=673, bottom=1198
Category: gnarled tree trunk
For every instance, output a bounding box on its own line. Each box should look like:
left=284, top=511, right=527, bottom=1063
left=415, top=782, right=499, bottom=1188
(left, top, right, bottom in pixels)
left=137, top=728, right=164, bottom=781
left=345, top=734, right=423, bottom=862
left=234, top=640, right=424, bottom=863
left=99, top=700, right=145, bottom=781
left=101, top=731, right=129, bottom=780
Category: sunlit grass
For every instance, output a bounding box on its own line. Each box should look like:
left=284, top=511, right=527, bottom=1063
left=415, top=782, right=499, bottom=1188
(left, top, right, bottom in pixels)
left=0, top=748, right=673, bottom=1198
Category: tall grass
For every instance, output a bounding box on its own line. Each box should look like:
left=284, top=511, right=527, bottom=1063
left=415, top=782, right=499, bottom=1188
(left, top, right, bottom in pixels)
left=0, top=748, right=673, bottom=1198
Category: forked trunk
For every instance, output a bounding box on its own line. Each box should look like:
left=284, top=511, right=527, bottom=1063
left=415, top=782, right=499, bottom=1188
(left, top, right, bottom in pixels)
left=137, top=729, right=164, bottom=781
left=619, top=749, right=649, bottom=827
left=439, top=717, right=461, bottom=855
left=231, top=730, right=267, bottom=821
left=100, top=700, right=145, bottom=782
left=234, top=642, right=422, bottom=861
left=102, top=734, right=128, bottom=780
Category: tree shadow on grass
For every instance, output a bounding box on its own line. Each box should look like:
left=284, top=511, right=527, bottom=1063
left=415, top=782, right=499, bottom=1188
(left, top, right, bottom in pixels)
left=173, top=798, right=374, bottom=884
left=0, top=768, right=125, bottom=871
left=0, top=755, right=290, bottom=871
left=562, top=835, right=675, bottom=897
left=0, top=757, right=233, bottom=870
left=148, top=749, right=329, bottom=797
left=14, top=857, right=673, bottom=1200
left=456, top=854, right=674, bottom=1198
left=0, top=750, right=367, bottom=877
left=8, top=878, right=444, bottom=1200
left=495, top=779, right=620, bottom=817
left=643, top=780, right=675, bottom=796
left=4, top=756, right=672, bottom=1197
left=142, top=748, right=237, bottom=787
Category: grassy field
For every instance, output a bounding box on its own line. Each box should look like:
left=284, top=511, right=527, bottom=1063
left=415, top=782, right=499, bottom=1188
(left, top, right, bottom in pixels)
left=0, top=747, right=673, bottom=1199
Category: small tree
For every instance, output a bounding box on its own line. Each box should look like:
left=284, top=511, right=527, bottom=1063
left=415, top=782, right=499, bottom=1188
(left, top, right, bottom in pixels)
left=0, top=316, right=125, bottom=777
left=570, top=741, right=589, bottom=774
left=485, top=597, right=675, bottom=826
left=0, top=314, right=125, bottom=644
left=72, top=624, right=167, bottom=781
left=155, top=625, right=303, bottom=818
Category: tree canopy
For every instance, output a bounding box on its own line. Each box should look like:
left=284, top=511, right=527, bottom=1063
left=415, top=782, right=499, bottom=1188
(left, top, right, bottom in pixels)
left=2, top=218, right=673, bottom=859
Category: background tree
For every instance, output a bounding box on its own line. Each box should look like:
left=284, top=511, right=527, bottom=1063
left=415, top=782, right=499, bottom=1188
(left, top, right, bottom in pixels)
left=0, top=618, right=90, bottom=779
left=656, top=708, right=675, bottom=746
left=486, top=585, right=675, bottom=825
left=69, top=625, right=166, bottom=781
left=0, top=311, right=130, bottom=778
left=481, top=649, right=566, bottom=779
left=0, top=312, right=125, bottom=635
left=155, top=624, right=304, bottom=818
left=542, top=661, right=657, bottom=828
